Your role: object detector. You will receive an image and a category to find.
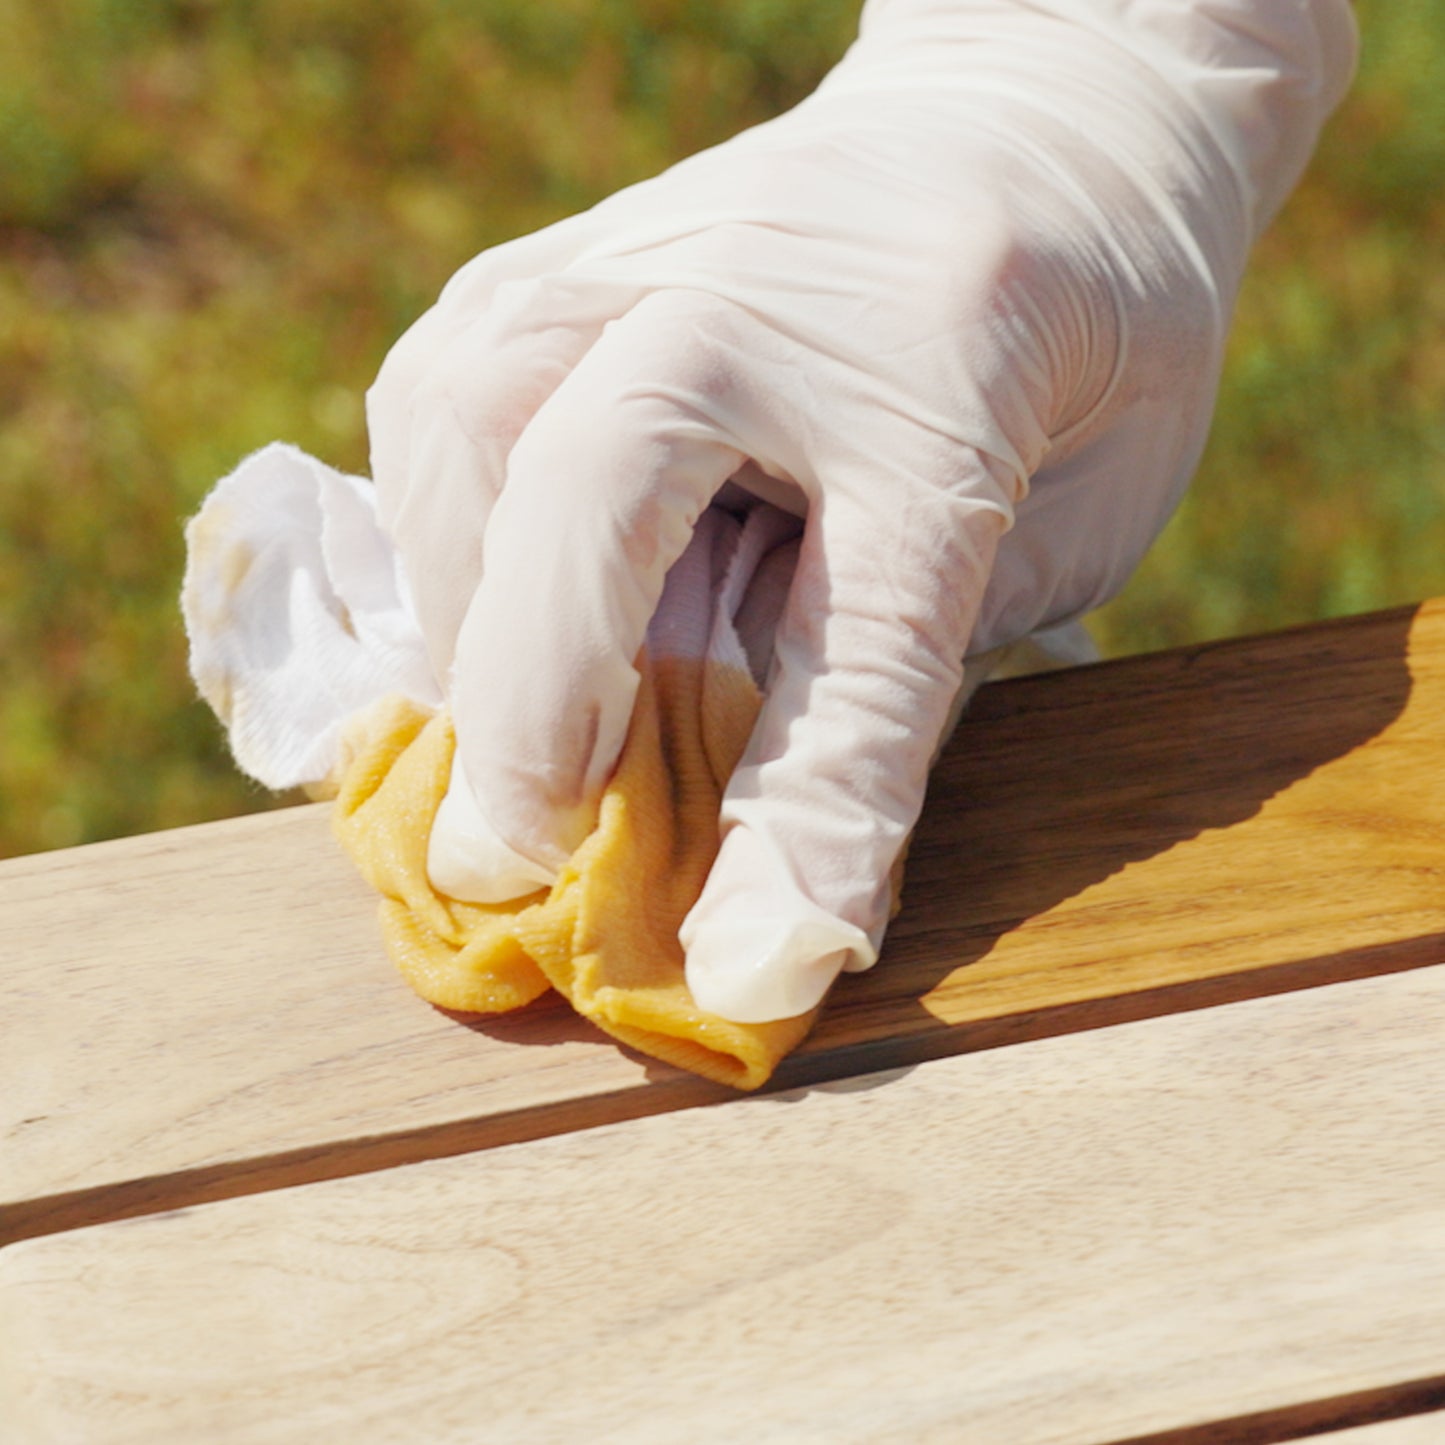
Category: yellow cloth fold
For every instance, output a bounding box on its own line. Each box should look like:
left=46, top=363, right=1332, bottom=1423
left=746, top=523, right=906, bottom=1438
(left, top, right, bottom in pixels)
left=331, top=649, right=818, bottom=1090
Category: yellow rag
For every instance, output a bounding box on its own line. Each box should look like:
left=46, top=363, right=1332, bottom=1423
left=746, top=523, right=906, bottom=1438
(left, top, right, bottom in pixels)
left=331, top=648, right=818, bottom=1091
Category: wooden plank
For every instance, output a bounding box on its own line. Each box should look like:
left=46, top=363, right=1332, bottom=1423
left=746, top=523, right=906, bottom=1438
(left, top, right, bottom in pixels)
left=1307, top=1415, right=1445, bottom=1444
left=875, top=599, right=1445, bottom=1045
left=7, top=602, right=1445, bottom=1240
left=0, top=807, right=673, bottom=1240
left=4, top=965, right=1444, bottom=1445
left=1101, top=1389, right=1445, bottom=1445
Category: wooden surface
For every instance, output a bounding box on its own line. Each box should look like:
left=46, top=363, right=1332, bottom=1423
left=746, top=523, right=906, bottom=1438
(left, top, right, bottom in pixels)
left=4, top=964, right=1444, bottom=1444
left=5, top=601, right=1445, bottom=1441
left=1317, top=1418, right=1445, bottom=1443
left=6, top=602, right=1445, bottom=1246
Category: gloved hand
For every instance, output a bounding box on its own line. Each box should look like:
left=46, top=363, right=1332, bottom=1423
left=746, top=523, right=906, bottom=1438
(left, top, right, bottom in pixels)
left=365, top=0, right=1357, bottom=1023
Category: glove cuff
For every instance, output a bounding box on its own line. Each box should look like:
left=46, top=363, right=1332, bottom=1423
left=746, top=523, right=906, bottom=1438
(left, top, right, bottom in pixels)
left=853, top=0, right=1358, bottom=244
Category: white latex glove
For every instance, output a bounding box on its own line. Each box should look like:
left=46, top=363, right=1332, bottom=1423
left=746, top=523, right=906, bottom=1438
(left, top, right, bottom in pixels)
left=366, top=0, right=1357, bottom=1022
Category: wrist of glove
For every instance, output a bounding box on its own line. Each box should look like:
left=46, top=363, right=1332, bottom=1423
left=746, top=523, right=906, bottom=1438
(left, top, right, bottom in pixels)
left=851, top=0, right=1356, bottom=244
left=366, top=0, right=1357, bottom=1022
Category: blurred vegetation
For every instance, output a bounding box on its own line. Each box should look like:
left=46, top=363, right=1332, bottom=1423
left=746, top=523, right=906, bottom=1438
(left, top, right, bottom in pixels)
left=1092, top=0, right=1445, bottom=654
left=0, top=0, right=1440, bottom=857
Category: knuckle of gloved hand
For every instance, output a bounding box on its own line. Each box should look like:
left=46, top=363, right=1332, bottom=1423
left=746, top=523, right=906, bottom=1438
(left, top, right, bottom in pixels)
left=366, top=329, right=426, bottom=445
left=943, top=195, right=1131, bottom=448
left=502, top=373, right=690, bottom=520
left=366, top=355, right=429, bottom=525
left=408, top=355, right=524, bottom=463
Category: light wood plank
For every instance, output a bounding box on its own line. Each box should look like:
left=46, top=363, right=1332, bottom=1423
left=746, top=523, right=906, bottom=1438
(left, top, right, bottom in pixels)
left=5, top=965, right=1444, bottom=1445
left=1309, top=1415, right=1445, bottom=1443
left=7, top=603, right=1445, bottom=1240
left=0, top=807, right=671, bottom=1241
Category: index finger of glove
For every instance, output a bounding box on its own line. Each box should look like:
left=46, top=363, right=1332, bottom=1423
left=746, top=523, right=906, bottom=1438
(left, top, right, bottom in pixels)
left=367, top=274, right=648, bottom=681
left=444, top=290, right=780, bottom=879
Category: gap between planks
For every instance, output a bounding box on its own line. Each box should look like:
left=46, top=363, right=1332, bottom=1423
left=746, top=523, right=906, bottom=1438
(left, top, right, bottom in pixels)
left=3, top=932, right=1439, bottom=1248
left=1098, top=1382, right=1445, bottom=1445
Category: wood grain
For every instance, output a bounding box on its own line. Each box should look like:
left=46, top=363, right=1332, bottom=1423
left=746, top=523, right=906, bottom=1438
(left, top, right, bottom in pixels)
left=0, top=807, right=678, bottom=1240
left=872, top=600, right=1445, bottom=1043
left=5, top=965, right=1444, bottom=1445
left=1307, top=1416, right=1445, bottom=1444
left=1100, top=1385, right=1445, bottom=1445
left=6, top=602, right=1445, bottom=1239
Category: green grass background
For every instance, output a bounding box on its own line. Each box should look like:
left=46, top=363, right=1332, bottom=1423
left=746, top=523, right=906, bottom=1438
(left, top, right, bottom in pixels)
left=1, top=0, right=1441, bottom=859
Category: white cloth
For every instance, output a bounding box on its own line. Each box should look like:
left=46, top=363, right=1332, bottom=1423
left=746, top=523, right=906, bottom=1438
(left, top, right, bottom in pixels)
left=182, top=443, right=440, bottom=790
